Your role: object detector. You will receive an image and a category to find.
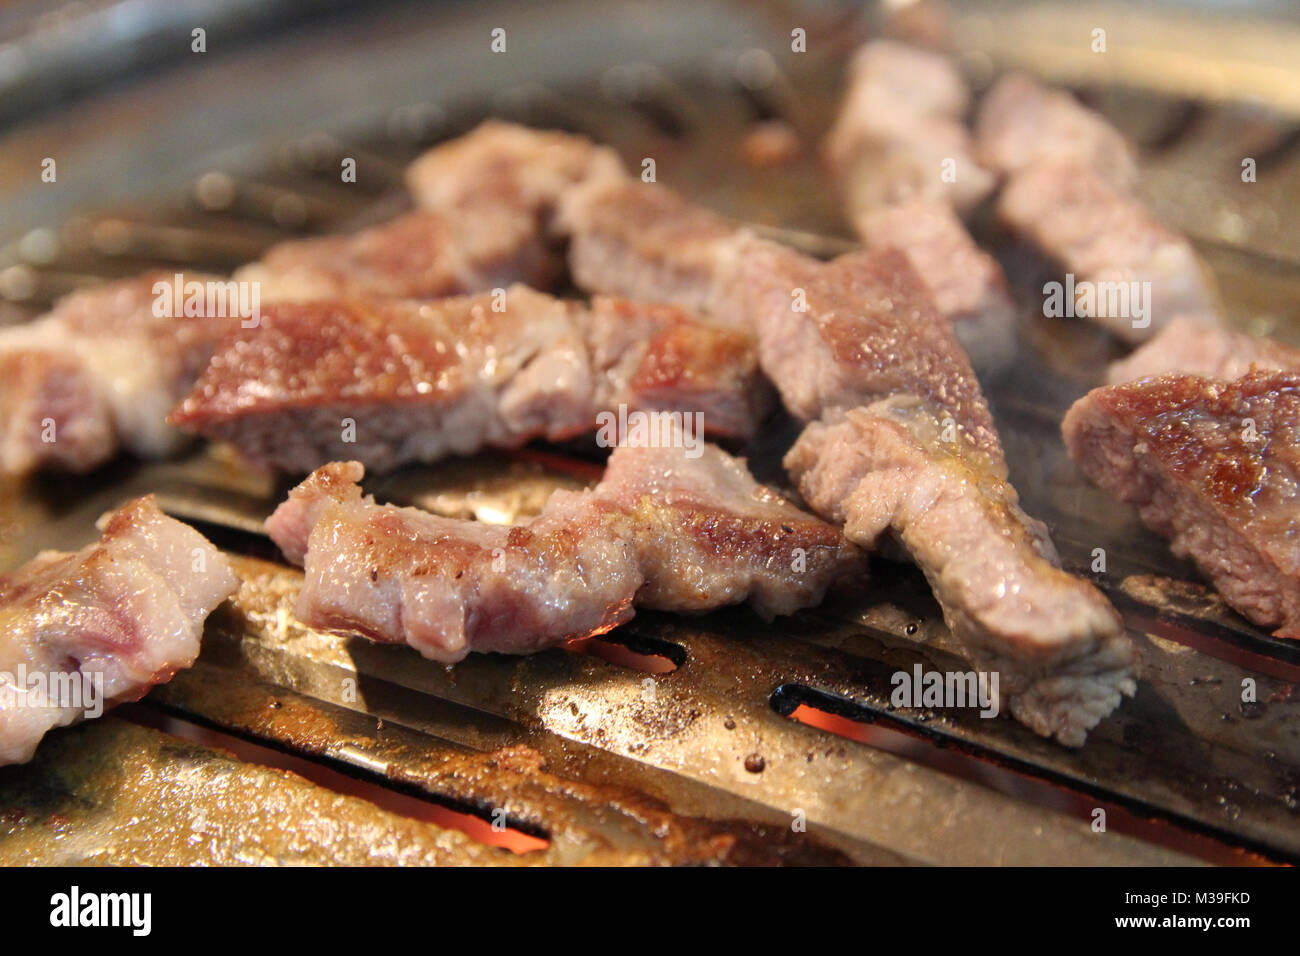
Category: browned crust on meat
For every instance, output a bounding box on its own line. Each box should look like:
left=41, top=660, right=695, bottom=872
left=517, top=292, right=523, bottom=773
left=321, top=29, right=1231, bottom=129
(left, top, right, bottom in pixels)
left=1064, top=370, right=1300, bottom=637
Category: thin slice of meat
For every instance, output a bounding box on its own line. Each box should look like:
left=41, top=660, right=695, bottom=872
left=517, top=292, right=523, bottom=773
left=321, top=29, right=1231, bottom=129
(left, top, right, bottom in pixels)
left=560, top=179, right=753, bottom=325
left=742, top=242, right=1003, bottom=455
left=0, top=271, right=242, bottom=477
left=266, top=443, right=859, bottom=664
left=234, top=208, right=558, bottom=303
left=788, top=398, right=1134, bottom=746
left=976, top=73, right=1137, bottom=189
left=170, top=285, right=770, bottom=473
left=1106, top=317, right=1300, bottom=384
left=0, top=496, right=239, bottom=765
left=825, top=40, right=995, bottom=215
left=826, top=43, right=1013, bottom=372
left=998, top=160, right=1219, bottom=341
left=1064, top=370, right=1300, bottom=638
left=855, top=200, right=1016, bottom=373
left=406, top=119, right=627, bottom=239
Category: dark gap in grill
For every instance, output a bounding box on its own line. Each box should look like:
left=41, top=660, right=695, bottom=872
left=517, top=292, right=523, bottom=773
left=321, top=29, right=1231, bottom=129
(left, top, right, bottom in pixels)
left=569, top=629, right=685, bottom=673
left=162, top=513, right=284, bottom=564
left=1106, top=587, right=1300, bottom=676
left=120, top=702, right=550, bottom=854
left=770, top=683, right=1283, bottom=866
left=491, top=86, right=601, bottom=138
left=1136, top=98, right=1207, bottom=153
left=1252, top=123, right=1300, bottom=171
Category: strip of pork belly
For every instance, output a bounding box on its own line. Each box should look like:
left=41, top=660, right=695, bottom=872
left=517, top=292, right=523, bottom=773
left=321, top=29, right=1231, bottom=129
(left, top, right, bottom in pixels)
left=824, top=40, right=995, bottom=216
left=265, top=446, right=858, bottom=664
left=787, top=399, right=1133, bottom=746
left=975, top=73, right=1138, bottom=189
left=741, top=241, right=1003, bottom=452
left=1106, top=317, right=1300, bottom=384
left=560, top=180, right=753, bottom=324
left=824, top=43, right=1013, bottom=372
left=997, top=160, right=1219, bottom=341
left=234, top=207, right=561, bottom=304
left=170, top=285, right=769, bottom=473
left=406, top=119, right=627, bottom=241
left=0, top=496, right=238, bottom=765
left=854, top=200, right=1015, bottom=373
left=1064, top=370, right=1300, bottom=639
left=0, top=271, right=241, bottom=477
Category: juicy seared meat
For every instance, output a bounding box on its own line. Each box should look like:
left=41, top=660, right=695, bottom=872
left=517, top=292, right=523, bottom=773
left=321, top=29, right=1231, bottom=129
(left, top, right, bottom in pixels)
left=1064, top=370, right=1300, bottom=638
left=0, top=497, right=238, bottom=765
left=0, top=347, right=114, bottom=476
left=976, top=73, right=1137, bottom=188
left=235, top=208, right=558, bottom=303
left=170, top=285, right=769, bottom=473
left=855, top=200, right=1016, bottom=373
left=1107, top=318, right=1300, bottom=384
left=406, top=119, right=627, bottom=240
left=560, top=180, right=752, bottom=324
left=743, top=241, right=1003, bottom=455
left=998, top=161, right=1219, bottom=341
left=788, top=399, right=1134, bottom=747
left=0, top=272, right=240, bottom=477
left=266, top=445, right=859, bottom=664
left=824, top=40, right=995, bottom=215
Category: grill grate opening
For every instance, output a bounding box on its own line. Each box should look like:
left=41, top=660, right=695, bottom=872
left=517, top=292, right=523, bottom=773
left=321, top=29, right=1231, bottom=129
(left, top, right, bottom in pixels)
left=771, top=684, right=1280, bottom=866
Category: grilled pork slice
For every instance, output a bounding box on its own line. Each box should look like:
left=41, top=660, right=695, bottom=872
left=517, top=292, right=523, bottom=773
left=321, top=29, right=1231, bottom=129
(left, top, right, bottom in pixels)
left=976, top=73, right=1137, bottom=189
left=824, top=40, right=995, bottom=216
left=560, top=180, right=752, bottom=324
left=742, top=242, right=1003, bottom=455
left=235, top=208, right=561, bottom=303
left=406, top=119, right=627, bottom=240
left=998, top=161, right=1218, bottom=341
left=1106, top=317, right=1300, bottom=384
left=1064, top=371, right=1300, bottom=638
left=0, top=497, right=238, bottom=765
left=855, top=200, right=1016, bottom=373
left=266, top=445, right=859, bottom=664
left=788, top=398, right=1135, bottom=746
left=0, top=272, right=240, bottom=477
left=171, top=286, right=769, bottom=473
